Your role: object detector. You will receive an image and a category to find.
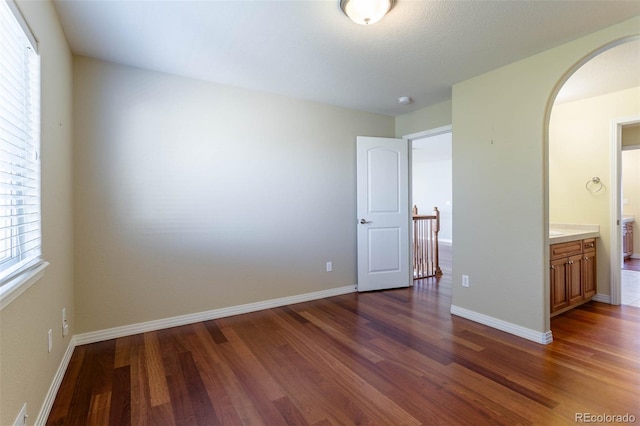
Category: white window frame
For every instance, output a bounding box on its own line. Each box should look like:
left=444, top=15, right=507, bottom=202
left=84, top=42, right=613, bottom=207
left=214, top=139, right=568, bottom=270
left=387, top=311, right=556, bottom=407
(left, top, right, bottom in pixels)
left=0, top=0, right=48, bottom=310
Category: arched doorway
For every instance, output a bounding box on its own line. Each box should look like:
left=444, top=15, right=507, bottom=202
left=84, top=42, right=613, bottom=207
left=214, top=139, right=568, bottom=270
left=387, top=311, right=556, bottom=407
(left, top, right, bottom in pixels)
left=547, top=37, right=640, bottom=318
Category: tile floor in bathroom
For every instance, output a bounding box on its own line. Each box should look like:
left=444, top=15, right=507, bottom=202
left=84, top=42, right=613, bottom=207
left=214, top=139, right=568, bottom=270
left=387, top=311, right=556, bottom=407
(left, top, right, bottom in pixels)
left=621, top=269, right=640, bottom=307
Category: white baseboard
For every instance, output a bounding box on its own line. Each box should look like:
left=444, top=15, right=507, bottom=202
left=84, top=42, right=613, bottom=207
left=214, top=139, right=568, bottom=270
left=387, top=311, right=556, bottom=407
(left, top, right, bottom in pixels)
left=450, top=305, right=553, bottom=345
left=592, top=293, right=611, bottom=303
left=35, top=336, right=77, bottom=426
left=439, top=239, right=452, bottom=246
left=74, top=285, right=356, bottom=345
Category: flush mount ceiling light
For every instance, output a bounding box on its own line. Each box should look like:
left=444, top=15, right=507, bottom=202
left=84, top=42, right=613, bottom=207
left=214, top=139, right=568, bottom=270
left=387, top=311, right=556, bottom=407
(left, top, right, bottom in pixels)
left=340, top=0, right=397, bottom=25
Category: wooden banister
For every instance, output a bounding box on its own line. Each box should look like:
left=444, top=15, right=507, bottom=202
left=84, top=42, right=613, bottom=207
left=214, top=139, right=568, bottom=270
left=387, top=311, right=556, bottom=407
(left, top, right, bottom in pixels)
left=412, top=206, right=442, bottom=279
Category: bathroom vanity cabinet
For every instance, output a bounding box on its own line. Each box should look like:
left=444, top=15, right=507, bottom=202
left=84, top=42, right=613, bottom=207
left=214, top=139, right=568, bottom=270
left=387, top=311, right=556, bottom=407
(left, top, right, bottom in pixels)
left=550, top=238, right=596, bottom=316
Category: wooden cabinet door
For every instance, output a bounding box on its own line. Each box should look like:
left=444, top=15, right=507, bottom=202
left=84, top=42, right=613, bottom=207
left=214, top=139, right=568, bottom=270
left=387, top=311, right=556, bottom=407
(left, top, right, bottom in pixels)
left=582, top=251, right=596, bottom=299
left=550, top=238, right=598, bottom=315
left=567, top=254, right=583, bottom=305
left=550, top=258, right=568, bottom=312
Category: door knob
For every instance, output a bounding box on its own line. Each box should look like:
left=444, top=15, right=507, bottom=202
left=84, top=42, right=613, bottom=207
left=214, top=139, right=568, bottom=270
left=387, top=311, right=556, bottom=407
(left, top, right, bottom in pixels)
left=360, top=219, right=372, bottom=224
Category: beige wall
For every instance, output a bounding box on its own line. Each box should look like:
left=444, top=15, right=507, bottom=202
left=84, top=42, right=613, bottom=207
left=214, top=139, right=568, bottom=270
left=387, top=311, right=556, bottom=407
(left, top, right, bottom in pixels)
left=73, top=56, right=394, bottom=333
left=0, top=1, right=74, bottom=425
left=550, top=87, right=640, bottom=295
left=395, top=100, right=452, bottom=137
left=451, top=18, right=639, bottom=334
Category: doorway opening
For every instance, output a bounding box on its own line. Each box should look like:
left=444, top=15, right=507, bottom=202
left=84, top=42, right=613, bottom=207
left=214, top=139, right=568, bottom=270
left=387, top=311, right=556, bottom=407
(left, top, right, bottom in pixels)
left=548, top=37, right=639, bottom=317
left=405, top=126, right=453, bottom=282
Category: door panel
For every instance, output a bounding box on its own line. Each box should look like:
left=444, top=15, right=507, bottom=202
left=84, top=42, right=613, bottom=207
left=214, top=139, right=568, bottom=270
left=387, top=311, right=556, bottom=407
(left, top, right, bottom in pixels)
left=368, top=227, right=401, bottom=273
left=550, top=258, right=568, bottom=312
left=582, top=251, right=596, bottom=299
left=368, top=148, right=400, bottom=213
left=567, top=254, right=583, bottom=305
left=357, top=136, right=409, bottom=292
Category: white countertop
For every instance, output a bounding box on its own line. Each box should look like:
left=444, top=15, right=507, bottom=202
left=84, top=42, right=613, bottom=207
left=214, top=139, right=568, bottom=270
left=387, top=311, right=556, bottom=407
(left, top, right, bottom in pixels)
left=623, top=216, right=635, bottom=224
left=549, top=224, right=600, bottom=244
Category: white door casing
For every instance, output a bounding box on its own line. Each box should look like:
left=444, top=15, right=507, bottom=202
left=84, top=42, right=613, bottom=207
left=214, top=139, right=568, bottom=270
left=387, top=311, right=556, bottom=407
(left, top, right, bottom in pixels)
left=356, top=136, right=410, bottom=292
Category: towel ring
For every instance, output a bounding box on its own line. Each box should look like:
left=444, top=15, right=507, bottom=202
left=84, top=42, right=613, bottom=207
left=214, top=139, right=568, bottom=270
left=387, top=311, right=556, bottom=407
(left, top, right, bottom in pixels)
left=585, top=177, right=603, bottom=193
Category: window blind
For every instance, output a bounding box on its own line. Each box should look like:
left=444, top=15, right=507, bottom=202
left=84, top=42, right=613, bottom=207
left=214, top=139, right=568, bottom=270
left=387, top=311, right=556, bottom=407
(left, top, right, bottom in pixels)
left=0, top=0, right=42, bottom=286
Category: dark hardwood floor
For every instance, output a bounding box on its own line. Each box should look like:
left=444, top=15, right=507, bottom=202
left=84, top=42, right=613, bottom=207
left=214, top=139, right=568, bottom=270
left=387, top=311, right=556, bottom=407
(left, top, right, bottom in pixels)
left=48, top=246, right=639, bottom=425
left=623, top=257, right=640, bottom=272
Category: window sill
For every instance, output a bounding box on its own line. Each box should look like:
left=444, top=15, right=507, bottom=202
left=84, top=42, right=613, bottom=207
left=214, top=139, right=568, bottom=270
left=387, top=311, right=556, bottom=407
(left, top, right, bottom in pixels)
left=0, top=261, right=49, bottom=311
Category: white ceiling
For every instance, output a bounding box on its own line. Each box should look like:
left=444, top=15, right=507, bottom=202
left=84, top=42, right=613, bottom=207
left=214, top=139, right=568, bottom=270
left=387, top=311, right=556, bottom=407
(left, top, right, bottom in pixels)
left=52, top=0, right=640, bottom=116
left=556, top=39, right=640, bottom=104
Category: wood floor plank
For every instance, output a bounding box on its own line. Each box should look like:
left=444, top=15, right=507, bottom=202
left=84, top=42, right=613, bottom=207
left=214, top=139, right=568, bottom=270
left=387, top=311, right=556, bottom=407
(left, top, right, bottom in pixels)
left=222, top=327, right=287, bottom=401
left=202, top=319, right=229, bottom=344
left=143, top=331, right=171, bottom=407
left=623, top=257, right=640, bottom=271
left=149, top=403, right=176, bottom=426
left=299, top=310, right=385, bottom=363
left=47, top=249, right=640, bottom=425
left=190, top=332, right=266, bottom=425
left=47, top=345, right=86, bottom=425
left=215, top=335, right=289, bottom=425
left=130, top=341, right=153, bottom=425
left=86, top=391, right=110, bottom=426
left=114, top=335, right=134, bottom=369
left=109, top=366, right=131, bottom=425
left=185, top=325, right=245, bottom=424
left=64, top=340, right=115, bottom=425
left=177, top=351, right=219, bottom=425
left=165, top=368, right=197, bottom=426
left=272, top=396, right=310, bottom=426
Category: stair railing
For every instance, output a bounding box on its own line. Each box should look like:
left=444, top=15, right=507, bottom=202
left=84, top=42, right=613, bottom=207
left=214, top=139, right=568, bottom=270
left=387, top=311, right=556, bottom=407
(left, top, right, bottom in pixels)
left=412, top=206, right=442, bottom=279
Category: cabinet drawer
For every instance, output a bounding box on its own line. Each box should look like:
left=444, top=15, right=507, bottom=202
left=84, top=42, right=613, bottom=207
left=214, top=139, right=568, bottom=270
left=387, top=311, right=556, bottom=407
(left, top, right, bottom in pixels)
left=582, top=238, right=596, bottom=253
left=550, top=240, right=582, bottom=260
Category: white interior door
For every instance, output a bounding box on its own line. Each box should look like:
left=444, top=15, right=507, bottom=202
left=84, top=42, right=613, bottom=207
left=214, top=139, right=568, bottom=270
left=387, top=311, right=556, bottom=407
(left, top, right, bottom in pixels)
left=357, top=136, right=410, bottom=292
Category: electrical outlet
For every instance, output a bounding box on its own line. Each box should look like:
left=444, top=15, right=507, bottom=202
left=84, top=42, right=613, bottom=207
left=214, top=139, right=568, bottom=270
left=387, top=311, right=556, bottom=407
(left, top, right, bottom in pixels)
left=462, top=274, right=470, bottom=288
left=48, top=329, right=52, bottom=353
left=326, top=261, right=332, bottom=272
left=13, top=403, right=27, bottom=426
